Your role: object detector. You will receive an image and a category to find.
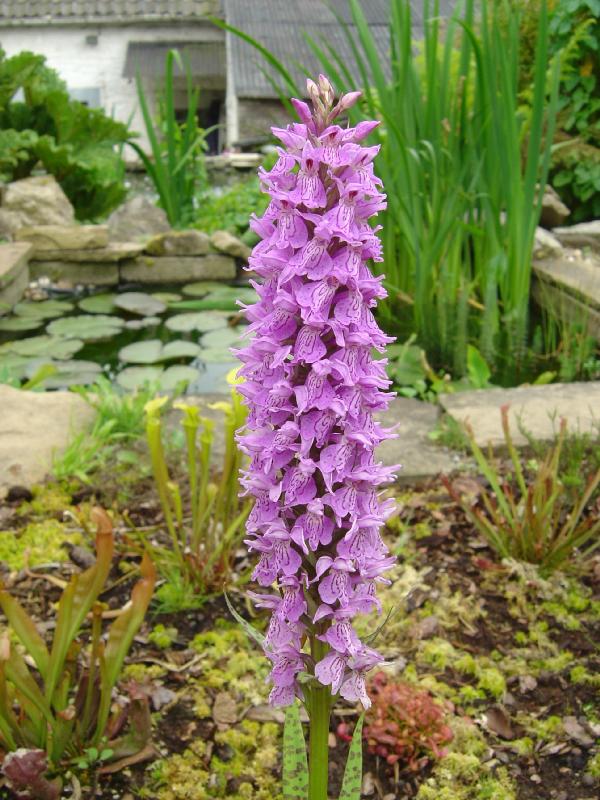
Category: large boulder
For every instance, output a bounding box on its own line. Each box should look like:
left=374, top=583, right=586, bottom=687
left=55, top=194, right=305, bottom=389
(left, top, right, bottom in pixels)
left=108, top=196, right=170, bottom=242
left=0, top=385, right=95, bottom=497
left=0, top=176, right=75, bottom=238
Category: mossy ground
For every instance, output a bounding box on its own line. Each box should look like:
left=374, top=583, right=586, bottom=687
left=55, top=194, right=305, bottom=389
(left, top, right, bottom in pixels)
left=0, top=471, right=598, bottom=800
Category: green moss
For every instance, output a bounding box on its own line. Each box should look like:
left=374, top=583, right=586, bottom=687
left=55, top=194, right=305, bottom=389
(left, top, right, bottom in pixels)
left=477, top=668, right=506, bottom=699
left=122, top=663, right=166, bottom=682
left=511, top=737, right=534, bottom=757
left=148, top=624, right=178, bottom=650
left=455, top=654, right=478, bottom=676
left=570, top=665, right=600, bottom=687
left=151, top=721, right=282, bottom=800
left=587, top=752, right=600, bottom=779
left=518, top=714, right=563, bottom=742
left=20, top=483, right=74, bottom=516
left=421, top=639, right=458, bottom=670
left=0, top=519, right=82, bottom=570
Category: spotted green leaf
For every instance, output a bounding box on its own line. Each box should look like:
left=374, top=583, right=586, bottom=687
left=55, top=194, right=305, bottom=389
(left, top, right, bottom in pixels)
left=338, top=714, right=365, bottom=800
left=283, top=702, right=308, bottom=800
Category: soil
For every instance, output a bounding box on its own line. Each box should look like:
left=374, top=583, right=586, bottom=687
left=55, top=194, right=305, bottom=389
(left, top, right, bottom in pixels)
left=0, top=471, right=598, bottom=800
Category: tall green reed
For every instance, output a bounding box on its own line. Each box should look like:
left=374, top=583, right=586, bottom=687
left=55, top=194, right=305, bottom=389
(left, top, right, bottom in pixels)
left=128, top=49, right=210, bottom=228
left=216, top=0, right=561, bottom=382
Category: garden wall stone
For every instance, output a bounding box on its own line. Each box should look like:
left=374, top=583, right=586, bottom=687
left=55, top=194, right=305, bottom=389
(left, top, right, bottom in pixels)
left=0, top=175, right=75, bottom=238
left=120, top=253, right=236, bottom=283
left=29, top=260, right=119, bottom=287
left=15, top=224, right=109, bottom=252
left=31, top=242, right=144, bottom=263
left=0, top=242, right=32, bottom=312
left=0, top=385, right=95, bottom=497
left=439, top=382, right=600, bottom=449
left=108, top=196, right=170, bottom=242
left=553, top=220, right=600, bottom=253
left=145, top=230, right=211, bottom=256
left=532, top=253, right=600, bottom=338
left=210, top=230, right=251, bottom=261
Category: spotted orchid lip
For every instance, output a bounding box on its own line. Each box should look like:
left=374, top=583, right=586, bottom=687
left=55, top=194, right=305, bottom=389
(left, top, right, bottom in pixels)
left=237, top=77, right=399, bottom=710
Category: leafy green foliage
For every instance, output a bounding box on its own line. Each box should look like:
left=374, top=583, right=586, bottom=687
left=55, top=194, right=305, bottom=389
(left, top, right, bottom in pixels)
left=443, top=407, right=600, bottom=574
left=283, top=704, right=309, bottom=800
left=548, top=0, right=600, bottom=221
left=0, top=49, right=129, bottom=219
left=143, top=375, right=250, bottom=602
left=129, top=50, right=209, bottom=227
left=0, top=509, right=155, bottom=793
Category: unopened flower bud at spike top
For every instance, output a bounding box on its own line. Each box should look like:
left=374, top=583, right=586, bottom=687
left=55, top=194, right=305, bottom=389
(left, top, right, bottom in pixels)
left=235, top=76, right=399, bottom=710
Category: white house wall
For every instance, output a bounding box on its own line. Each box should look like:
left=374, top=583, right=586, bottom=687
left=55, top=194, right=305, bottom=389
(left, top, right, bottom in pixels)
left=0, top=24, right=225, bottom=153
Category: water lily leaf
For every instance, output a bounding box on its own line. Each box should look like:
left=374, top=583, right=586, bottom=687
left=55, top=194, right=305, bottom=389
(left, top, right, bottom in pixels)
left=152, top=292, right=182, bottom=304
left=24, top=358, right=102, bottom=389
left=283, top=703, right=308, bottom=800
left=171, top=287, right=255, bottom=312
left=201, top=328, right=242, bottom=349
left=0, top=353, right=37, bottom=377
left=118, top=339, right=201, bottom=365
left=113, top=292, right=167, bottom=317
left=182, top=281, right=227, bottom=297
left=159, top=365, right=199, bottom=391
left=13, top=299, right=74, bottom=319
left=0, top=316, right=44, bottom=332
left=124, top=316, right=161, bottom=330
left=116, top=366, right=163, bottom=391
left=47, top=314, right=124, bottom=341
left=1, top=335, right=84, bottom=360
left=78, top=294, right=117, bottom=314
left=198, top=348, right=237, bottom=364
left=165, top=311, right=230, bottom=333
left=187, top=362, right=238, bottom=393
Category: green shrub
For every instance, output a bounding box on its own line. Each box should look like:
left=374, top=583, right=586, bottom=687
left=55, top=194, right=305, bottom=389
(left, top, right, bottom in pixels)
left=0, top=49, right=130, bottom=220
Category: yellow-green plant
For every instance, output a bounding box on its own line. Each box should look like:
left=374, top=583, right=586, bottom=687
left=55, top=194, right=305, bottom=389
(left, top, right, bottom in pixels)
left=443, top=406, right=600, bottom=574
left=144, top=373, right=250, bottom=597
left=0, top=508, right=156, bottom=799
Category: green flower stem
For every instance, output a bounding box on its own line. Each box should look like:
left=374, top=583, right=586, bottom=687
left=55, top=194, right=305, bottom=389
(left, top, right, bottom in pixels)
left=309, top=637, right=331, bottom=800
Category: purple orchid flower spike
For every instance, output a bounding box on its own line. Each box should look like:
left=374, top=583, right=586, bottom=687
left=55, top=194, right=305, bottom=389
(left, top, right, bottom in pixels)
left=235, top=73, right=398, bottom=799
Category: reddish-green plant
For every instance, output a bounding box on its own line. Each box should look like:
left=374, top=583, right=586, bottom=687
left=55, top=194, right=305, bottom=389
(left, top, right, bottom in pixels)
left=354, top=673, right=454, bottom=770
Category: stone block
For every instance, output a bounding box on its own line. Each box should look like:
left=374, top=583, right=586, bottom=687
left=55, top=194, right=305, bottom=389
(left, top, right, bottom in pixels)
left=31, top=242, right=144, bottom=263
left=0, top=242, right=32, bottom=288
left=532, top=255, right=600, bottom=313
left=29, top=260, right=119, bottom=287
left=145, top=229, right=211, bottom=256
left=210, top=230, right=251, bottom=260
left=16, top=224, right=109, bottom=252
left=120, top=254, right=236, bottom=284
left=0, top=385, right=95, bottom=497
left=553, top=220, right=600, bottom=253
left=439, top=383, right=600, bottom=449
left=0, top=264, right=30, bottom=312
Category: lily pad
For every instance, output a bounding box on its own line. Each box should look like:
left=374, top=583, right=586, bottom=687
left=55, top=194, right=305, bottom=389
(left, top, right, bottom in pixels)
left=78, top=293, right=117, bottom=314
left=0, top=316, right=44, bottom=332
left=24, top=358, right=102, bottom=388
left=201, top=328, right=243, bottom=349
left=152, top=292, right=182, bottom=304
left=165, top=311, right=231, bottom=333
left=13, top=299, right=74, bottom=320
left=0, top=353, right=38, bottom=378
left=187, top=362, right=238, bottom=393
left=182, top=281, right=227, bottom=297
left=116, top=366, right=163, bottom=391
left=171, top=287, right=255, bottom=312
left=118, top=339, right=201, bottom=365
left=198, top=348, right=238, bottom=364
left=113, top=292, right=167, bottom=317
left=159, top=365, right=199, bottom=391
left=47, top=314, right=124, bottom=342
left=0, top=335, right=84, bottom=360
left=124, top=316, right=161, bottom=330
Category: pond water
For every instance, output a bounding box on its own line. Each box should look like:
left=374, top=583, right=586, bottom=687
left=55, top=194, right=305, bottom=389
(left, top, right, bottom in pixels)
left=0, top=281, right=254, bottom=393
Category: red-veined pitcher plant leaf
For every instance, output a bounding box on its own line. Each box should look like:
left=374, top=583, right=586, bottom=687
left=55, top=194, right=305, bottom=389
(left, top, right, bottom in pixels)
left=45, top=508, right=114, bottom=705
left=95, top=553, right=156, bottom=743
left=338, top=714, right=365, bottom=800
left=283, top=702, right=308, bottom=800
